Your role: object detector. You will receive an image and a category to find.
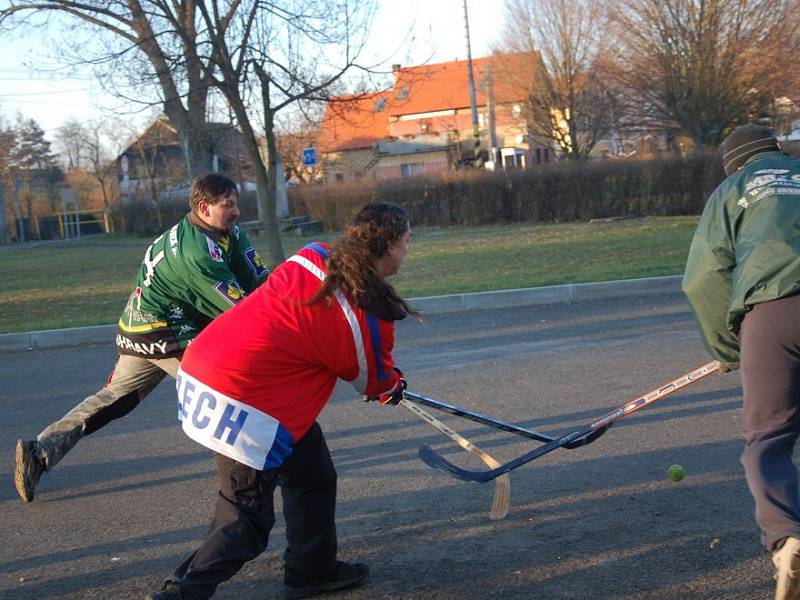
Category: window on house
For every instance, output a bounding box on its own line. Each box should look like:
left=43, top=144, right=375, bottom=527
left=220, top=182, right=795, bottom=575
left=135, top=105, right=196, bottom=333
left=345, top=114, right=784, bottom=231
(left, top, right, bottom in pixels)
left=400, top=162, right=423, bottom=178
left=374, top=98, right=386, bottom=112
left=396, top=85, right=410, bottom=99
left=334, top=173, right=344, bottom=181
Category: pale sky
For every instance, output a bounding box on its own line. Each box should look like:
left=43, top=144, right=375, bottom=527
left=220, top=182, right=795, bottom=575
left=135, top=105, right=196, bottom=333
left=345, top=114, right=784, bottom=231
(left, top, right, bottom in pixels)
left=0, top=0, right=506, bottom=139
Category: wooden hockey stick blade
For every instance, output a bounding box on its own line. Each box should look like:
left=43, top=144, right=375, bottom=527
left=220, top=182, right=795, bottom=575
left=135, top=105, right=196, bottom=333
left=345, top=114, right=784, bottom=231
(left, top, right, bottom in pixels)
left=418, top=360, right=720, bottom=483
left=400, top=400, right=510, bottom=519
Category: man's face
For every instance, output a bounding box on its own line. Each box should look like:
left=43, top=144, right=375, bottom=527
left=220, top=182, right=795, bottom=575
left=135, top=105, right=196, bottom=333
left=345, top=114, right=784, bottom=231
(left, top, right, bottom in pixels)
left=198, top=189, right=240, bottom=233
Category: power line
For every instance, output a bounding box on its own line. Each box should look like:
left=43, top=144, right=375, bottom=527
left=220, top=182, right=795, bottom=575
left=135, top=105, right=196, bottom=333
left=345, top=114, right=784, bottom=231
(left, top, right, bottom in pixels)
left=0, top=76, right=95, bottom=82
left=0, top=88, right=95, bottom=97
left=0, top=98, right=95, bottom=107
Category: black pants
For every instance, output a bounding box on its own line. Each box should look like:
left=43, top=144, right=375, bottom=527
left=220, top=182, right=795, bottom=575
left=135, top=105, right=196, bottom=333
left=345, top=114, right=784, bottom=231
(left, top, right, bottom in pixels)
left=171, top=422, right=338, bottom=599
left=740, top=294, right=800, bottom=551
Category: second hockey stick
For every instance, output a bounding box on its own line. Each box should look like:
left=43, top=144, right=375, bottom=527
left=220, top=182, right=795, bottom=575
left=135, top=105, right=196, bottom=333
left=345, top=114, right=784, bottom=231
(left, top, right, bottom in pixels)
left=402, top=390, right=610, bottom=449
left=418, top=360, right=720, bottom=483
left=400, top=399, right=510, bottom=519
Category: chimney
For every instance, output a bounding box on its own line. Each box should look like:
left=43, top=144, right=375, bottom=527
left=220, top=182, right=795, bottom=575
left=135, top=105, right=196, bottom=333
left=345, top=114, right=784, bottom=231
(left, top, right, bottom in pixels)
left=392, top=63, right=401, bottom=84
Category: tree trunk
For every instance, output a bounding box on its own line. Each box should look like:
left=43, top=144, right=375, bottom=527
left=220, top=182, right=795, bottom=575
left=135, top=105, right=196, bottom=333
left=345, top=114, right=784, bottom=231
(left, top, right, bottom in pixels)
left=0, top=183, right=7, bottom=245
left=264, top=108, right=288, bottom=220
left=229, top=103, right=285, bottom=267
left=181, top=127, right=214, bottom=178
left=164, top=104, right=214, bottom=178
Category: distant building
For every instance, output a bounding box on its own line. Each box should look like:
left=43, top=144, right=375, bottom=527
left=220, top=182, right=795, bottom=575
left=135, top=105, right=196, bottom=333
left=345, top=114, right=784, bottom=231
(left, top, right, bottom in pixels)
left=774, top=96, right=800, bottom=143
left=316, top=53, right=552, bottom=182
left=117, top=116, right=252, bottom=202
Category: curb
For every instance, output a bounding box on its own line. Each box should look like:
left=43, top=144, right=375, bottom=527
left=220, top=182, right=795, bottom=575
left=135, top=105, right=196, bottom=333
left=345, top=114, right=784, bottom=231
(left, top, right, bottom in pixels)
left=0, top=275, right=683, bottom=353
left=411, top=274, right=682, bottom=313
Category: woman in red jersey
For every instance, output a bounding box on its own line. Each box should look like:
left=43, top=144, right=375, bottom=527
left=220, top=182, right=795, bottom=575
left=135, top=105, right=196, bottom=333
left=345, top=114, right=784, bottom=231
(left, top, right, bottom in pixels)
left=146, top=203, right=418, bottom=600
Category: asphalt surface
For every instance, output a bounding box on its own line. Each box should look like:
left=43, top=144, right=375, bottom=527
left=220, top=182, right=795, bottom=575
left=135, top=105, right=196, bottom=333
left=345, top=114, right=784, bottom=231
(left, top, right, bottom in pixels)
left=0, top=293, right=771, bottom=599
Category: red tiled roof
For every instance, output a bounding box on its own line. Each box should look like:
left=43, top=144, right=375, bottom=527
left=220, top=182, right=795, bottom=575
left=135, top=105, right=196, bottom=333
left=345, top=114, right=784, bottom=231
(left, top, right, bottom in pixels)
left=316, top=92, right=391, bottom=153
left=317, top=52, right=539, bottom=153
left=389, top=52, right=537, bottom=116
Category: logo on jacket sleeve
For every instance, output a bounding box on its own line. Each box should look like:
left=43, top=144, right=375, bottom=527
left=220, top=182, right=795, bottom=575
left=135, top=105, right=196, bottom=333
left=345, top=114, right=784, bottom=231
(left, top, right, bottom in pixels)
left=213, top=280, right=246, bottom=304
left=244, top=247, right=269, bottom=279
left=206, top=237, right=224, bottom=262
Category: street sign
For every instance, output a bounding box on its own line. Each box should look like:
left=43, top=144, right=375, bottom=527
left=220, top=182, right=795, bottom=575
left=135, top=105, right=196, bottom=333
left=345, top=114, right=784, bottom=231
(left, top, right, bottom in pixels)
left=302, top=147, right=317, bottom=167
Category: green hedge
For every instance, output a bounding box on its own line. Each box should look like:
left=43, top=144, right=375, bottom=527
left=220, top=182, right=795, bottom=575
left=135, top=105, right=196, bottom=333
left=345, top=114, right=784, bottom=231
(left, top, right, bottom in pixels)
left=110, top=190, right=260, bottom=236
left=289, top=152, right=726, bottom=230
left=109, top=153, right=731, bottom=235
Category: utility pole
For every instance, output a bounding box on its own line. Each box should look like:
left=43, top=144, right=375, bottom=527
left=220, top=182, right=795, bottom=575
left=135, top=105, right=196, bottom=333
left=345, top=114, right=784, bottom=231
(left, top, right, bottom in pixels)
left=463, top=0, right=482, bottom=168
left=485, top=68, right=500, bottom=169
left=14, top=174, right=25, bottom=243
left=0, top=181, right=7, bottom=244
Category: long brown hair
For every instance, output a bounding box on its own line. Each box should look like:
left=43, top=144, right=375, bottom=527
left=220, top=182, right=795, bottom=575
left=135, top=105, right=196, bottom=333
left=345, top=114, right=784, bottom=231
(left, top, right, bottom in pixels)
left=310, top=202, right=420, bottom=322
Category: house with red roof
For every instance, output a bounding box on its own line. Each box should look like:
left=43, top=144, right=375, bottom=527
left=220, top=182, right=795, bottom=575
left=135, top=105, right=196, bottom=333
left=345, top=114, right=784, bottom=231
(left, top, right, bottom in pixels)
left=316, top=52, right=553, bottom=182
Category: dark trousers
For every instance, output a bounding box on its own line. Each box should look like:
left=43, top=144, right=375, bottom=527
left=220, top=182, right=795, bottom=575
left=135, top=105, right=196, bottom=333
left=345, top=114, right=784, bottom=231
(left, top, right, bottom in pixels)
left=172, top=422, right=338, bottom=599
left=740, top=294, right=800, bottom=551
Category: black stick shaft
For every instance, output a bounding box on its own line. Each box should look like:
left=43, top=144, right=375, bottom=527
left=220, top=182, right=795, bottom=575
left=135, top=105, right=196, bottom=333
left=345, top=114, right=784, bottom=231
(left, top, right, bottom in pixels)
left=403, top=391, right=556, bottom=443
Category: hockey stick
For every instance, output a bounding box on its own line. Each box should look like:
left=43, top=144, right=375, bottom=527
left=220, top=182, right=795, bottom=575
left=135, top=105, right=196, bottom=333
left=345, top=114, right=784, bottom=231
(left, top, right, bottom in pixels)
left=402, top=391, right=610, bottom=449
left=418, top=360, right=720, bottom=484
left=400, top=399, right=510, bottom=520
left=403, top=391, right=555, bottom=442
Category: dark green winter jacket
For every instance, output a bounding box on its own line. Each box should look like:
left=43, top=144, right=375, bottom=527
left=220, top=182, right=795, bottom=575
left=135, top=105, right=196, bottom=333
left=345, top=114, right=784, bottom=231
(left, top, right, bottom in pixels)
left=116, top=213, right=269, bottom=358
left=682, top=151, right=800, bottom=364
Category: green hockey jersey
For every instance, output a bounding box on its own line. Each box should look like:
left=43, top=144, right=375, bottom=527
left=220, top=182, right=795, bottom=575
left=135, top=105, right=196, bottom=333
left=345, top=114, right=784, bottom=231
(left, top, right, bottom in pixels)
left=116, top=214, right=268, bottom=358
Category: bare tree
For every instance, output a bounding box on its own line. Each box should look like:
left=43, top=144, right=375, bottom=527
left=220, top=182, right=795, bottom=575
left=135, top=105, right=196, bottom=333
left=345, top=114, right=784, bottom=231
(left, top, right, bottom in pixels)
left=55, top=118, right=117, bottom=210
left=496, top=0, right=614, bottom=159
left=0, top=0, right=216, bottom=177
left=607, top=0, right=800, bottom=148
left=2, top=1, right=383, bottom=264
left=54, top=118, right=85, bottom=171
left=189, top=0, right=377, bottom=264
left=0, top=113, right=13, bottom=244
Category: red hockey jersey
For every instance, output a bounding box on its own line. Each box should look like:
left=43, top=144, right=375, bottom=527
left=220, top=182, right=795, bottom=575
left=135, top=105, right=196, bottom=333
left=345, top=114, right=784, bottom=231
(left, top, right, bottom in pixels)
left=176, top=242, right=402, bottom=470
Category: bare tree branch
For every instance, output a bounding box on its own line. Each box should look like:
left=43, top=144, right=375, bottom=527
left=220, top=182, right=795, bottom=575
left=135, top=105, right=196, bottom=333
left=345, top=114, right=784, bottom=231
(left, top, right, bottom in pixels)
left=496, top=0, right=613, bottom=159
left=0, top=0, right=216, bottom=175
left=606, top=0, right=800, bottom=148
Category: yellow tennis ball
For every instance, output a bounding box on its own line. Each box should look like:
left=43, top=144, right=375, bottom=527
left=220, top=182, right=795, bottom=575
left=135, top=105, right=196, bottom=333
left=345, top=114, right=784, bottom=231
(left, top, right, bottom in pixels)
left=668, top=464, right=685, bottom=482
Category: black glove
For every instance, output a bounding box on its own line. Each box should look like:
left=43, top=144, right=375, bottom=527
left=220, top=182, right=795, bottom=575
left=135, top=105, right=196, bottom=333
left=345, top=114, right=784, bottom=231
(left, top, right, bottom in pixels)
left=364, top=367, right=407, bottom=405
left=719, top=362, right=739, bottom=373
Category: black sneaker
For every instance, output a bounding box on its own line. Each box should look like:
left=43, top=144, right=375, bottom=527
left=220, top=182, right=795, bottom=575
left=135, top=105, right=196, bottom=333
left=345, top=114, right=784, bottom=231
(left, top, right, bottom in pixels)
left=280, top=561, right=370, bottom=599
left=144, top=581, right=185, bottom=600
left=15, top=439, right=45, bottom=503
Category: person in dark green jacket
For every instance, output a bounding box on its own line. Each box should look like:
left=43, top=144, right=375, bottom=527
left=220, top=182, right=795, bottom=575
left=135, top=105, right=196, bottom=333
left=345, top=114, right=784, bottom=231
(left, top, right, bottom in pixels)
left=683, top=124, right=800, bottom=600
left=14, top=173, right=269, bottom=504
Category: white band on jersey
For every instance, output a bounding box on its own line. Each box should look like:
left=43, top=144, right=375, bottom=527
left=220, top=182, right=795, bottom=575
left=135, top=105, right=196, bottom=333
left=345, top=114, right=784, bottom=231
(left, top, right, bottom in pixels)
left=287, top=254, right=369, bottom=394
left=176, top=368, right=294, bottom=470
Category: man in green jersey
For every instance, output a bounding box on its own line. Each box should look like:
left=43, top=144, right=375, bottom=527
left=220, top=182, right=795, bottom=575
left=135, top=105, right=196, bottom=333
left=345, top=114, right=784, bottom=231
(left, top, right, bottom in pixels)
left=14, top=173, right=269, bottom=503
left=683, top=124, right=800, bottom=600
